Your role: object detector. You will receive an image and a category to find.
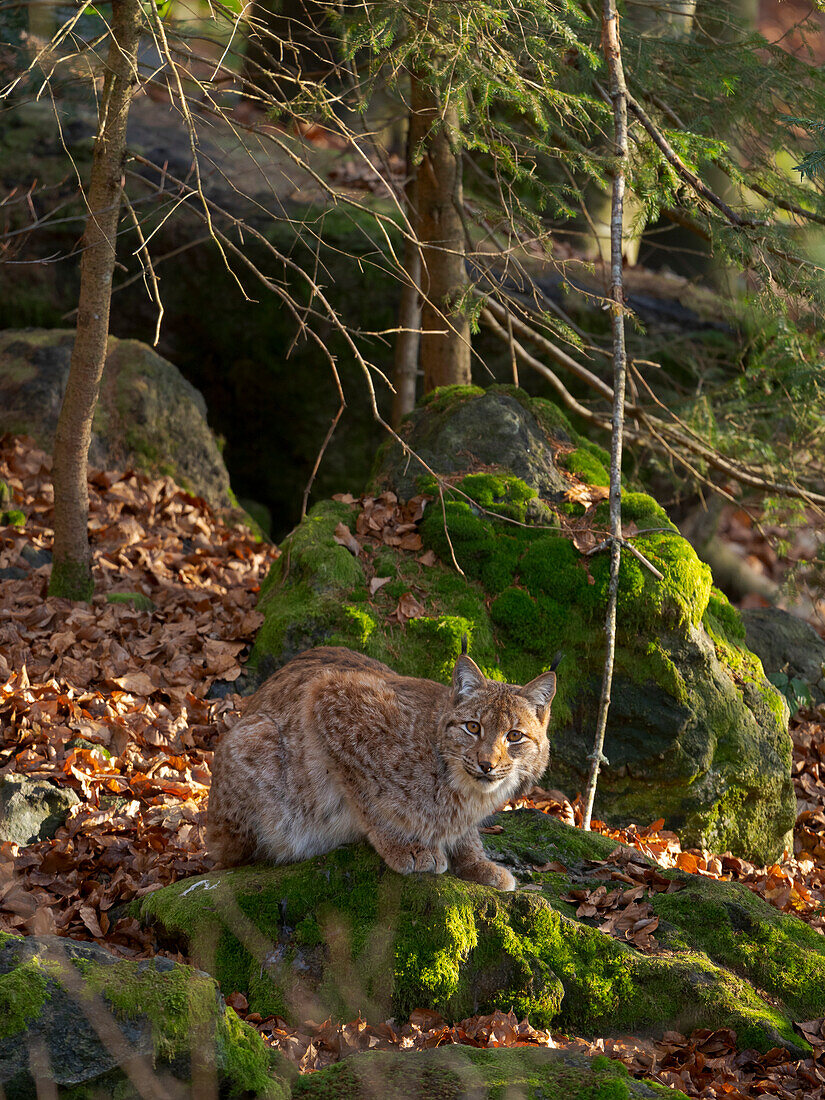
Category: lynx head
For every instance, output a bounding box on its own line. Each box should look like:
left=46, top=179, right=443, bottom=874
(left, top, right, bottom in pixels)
left=438, top=653, right=557, bottom=802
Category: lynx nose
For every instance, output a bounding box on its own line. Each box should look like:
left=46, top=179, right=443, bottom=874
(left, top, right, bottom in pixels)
left=478, top=760, right=493, bottom=774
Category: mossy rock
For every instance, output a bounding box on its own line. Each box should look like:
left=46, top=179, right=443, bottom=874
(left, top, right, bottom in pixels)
left=291, top=1046, right=687, bottom=1100
left=0, top=932, right=286, bottom=1098
left=249, top=389, right=793, bottom=862
left=134, top=809, right=819, bottom=1054
left=0, top=774, right=80, bottom=846
left=0, top=329, right=233, bottom=508
left=375, top=388, right=570, bottom=501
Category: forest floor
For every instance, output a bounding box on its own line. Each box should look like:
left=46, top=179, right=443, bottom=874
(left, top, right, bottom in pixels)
left=2, top=433, right=825, bottom=1098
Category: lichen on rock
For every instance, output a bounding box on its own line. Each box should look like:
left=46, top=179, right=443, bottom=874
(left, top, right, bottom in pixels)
left=250, top=385, right=794, bottom=863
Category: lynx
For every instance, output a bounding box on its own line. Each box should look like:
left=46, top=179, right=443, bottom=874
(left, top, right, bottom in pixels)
left=207, top=645, right=558, bottom=891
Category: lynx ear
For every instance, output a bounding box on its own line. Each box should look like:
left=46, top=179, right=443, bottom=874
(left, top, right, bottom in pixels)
left=452, top=654, right=485, bottom=702
left=520, top=670, right=557, bottom=721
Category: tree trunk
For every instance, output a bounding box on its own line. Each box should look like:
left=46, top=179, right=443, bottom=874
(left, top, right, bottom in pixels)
left=391, top=119, right=422, bottom=427
left=49, top=0, right=141, bottom=601
left=410, top=73, right=471, bottom=393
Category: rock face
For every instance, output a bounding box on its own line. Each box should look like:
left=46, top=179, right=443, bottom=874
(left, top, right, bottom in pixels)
left=0, top=329, right=234, bottom=508
left=250, top=385, right=794, bottom=862
left=0, top=932, right=284, bottom=1098
left=742, top=607, right=825, bottom=705
left=135, top=810, right=824, bottom=1054
left=0, top=775, right=80, bottom=846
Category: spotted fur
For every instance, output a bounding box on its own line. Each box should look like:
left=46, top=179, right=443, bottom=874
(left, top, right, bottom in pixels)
left=207, top=646, right=557, bottom=890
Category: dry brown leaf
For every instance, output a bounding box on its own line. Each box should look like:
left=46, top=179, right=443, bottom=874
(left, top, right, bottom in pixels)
left=111, top=672, right=156, bottom=696
left=332, top=522, right=361, bottom=557
left=391, top=593, right=427, bottom=623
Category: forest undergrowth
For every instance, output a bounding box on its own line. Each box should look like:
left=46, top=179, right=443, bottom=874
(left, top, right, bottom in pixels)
left=2, top=434, right=825, bottom=1097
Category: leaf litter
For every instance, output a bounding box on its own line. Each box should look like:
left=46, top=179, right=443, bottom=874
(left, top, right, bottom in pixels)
left=3, top=435, right=825, bottom=1094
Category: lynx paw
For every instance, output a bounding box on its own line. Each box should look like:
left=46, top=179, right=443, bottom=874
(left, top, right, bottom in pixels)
left=380, top=844, right=448, bottom=876
left=456, top=859, right=516, bottom=892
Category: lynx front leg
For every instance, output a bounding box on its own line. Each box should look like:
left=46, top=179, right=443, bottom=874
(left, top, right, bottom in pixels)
left=367, top=828, right=448, bottom=877
left=450, top=829, right=516, bottom=891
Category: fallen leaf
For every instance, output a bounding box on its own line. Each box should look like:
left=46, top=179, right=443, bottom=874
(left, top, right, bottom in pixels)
left=333, top=522, right=361, bottom=556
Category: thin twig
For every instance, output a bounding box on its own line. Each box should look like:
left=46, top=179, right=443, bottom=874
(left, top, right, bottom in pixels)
left=583, top=0, right=629, bottom=833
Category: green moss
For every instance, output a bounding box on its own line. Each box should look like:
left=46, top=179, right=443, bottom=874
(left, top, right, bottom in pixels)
left=135, top=808, right=813, bottom=1053
left=291, top=1046, right=684, bottom=1100
left=78, top=957, right=281, bottom=1095
left=559, top=448, right=610, bottom=488
left=652, top=874, right=825, bottom=1022
left=456, top=472, right=536, bottom=522
left=0, top=957, right=50, bottom=1039
left=0, top=936, right=282, bottom=1097
left=106, top=592, right=156, bottom=612
left=335, top=605, right=376, bottom=648
left=704, top=586, right=747, bottom=641
left=419, top=385, right=485, bottom=414
left=252, top=396, right=792, bottom=863
left=479, top=537, right=522, bottom=593
left=0, top=509, right=25, bottom=527
left=519, top=537, right=589, bottom=602
left=251, top=500, right=367, bottom=670
left=529, top=396, right=576, bottom=442
left=48, top=559, right=94, bottom=602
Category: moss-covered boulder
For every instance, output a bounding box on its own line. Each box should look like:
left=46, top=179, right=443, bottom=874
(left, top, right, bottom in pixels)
left=0, top=329, right=233, bottom=508
left=377, top=387, right=570, bottom=501
left=134, top=810, right=823, bottom=1054
left=249, top=385, right=793, bottom=862
left=0, top=774, right=80, bottom=846
left=291, top=1046, right=686, bottom=1100
left=0, top=932, right=286, bottom=1098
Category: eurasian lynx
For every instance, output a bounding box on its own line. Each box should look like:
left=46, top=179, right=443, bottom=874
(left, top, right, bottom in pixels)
left=207, top=646, right=557, bottom=891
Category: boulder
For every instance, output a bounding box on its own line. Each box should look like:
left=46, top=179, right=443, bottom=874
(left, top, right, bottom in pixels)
left=377, top=387, right=570, bottom=501
left=134, top=809, right=823, bottom=1054
left=0, top=775, right=80, bottom=846
left=291, top=1046, right=687, bottom=1100
left=0, top=932, right=286, bottom=1098
left=742, top=607, right=825, bottom=705
left=0, top=329, right=233, bottom=509
left=249, top=385, right=794, bottom=862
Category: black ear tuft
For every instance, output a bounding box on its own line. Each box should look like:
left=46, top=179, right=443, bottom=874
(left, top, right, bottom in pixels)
left=550, top=652, right=563, bottom=673
left=452, top=654, right=485, bottom=702
left=461, top=634, right=469, bottom=656
left=520, top=669, right=557, bottom=720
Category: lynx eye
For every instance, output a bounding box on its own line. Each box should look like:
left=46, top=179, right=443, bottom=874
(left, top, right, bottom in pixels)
left=506, top=730, right=525, bottom=744
left=464, top=720, right=481, bottom=736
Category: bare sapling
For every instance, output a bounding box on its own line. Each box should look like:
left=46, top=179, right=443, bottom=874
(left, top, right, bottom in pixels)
left=49, top=0, right=142, bottom=600
left=582, top=0, right=629, bottom=830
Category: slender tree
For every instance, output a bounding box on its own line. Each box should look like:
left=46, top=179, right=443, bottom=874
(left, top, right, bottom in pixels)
left=410, top=73, right=472, bottom=392
left=391, top=118, right=422, bottom=426
left=582, top=0, right=629, bottom=831
left=49, top=0, right=143, bottom=600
